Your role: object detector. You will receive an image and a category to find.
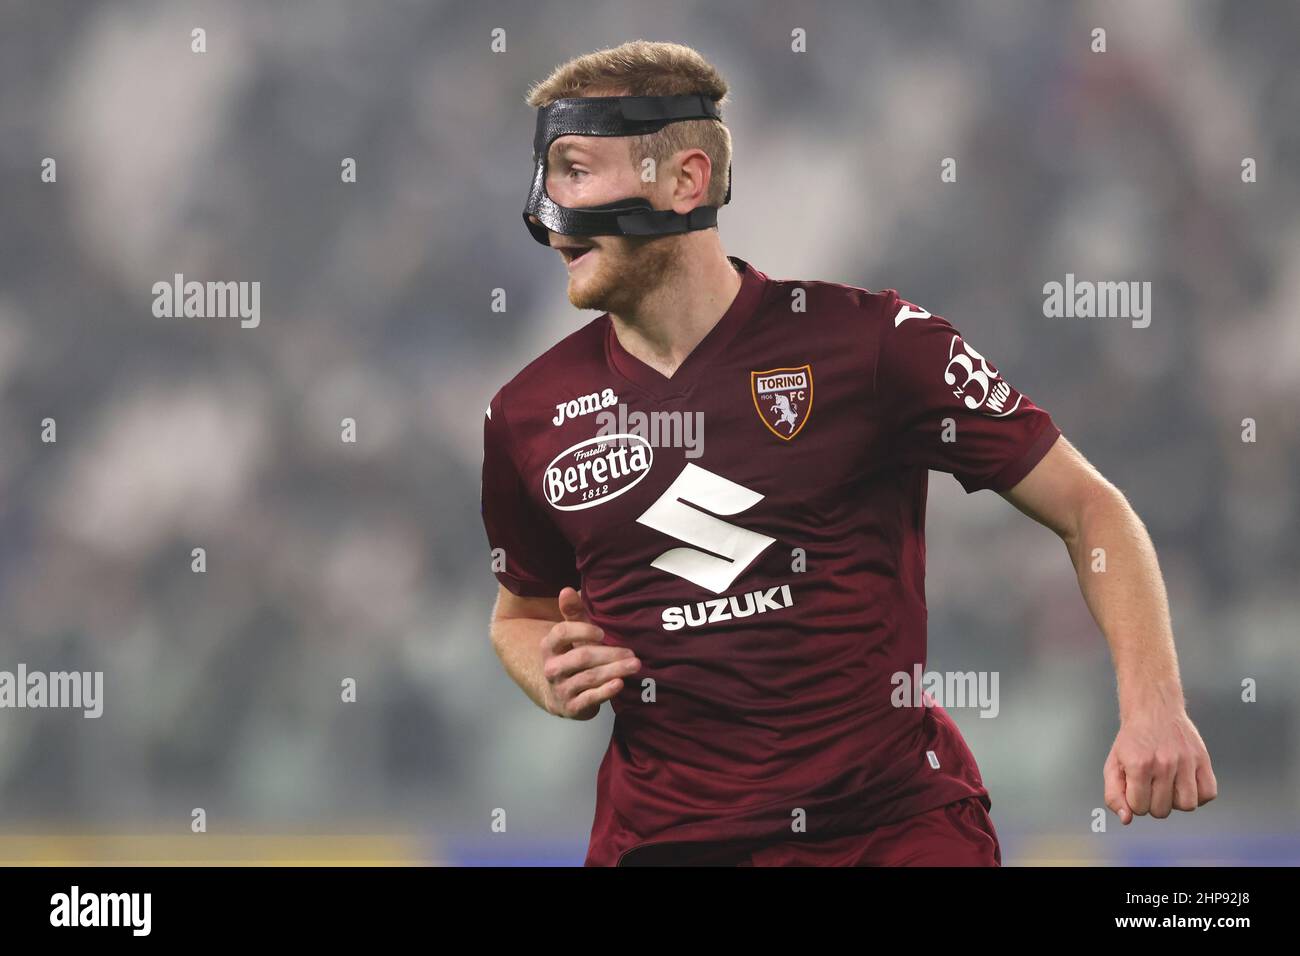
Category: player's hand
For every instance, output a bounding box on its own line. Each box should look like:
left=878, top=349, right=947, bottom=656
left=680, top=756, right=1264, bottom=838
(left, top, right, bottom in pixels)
left=539, top=587, right=640, bottom=720
left=1103, top=705, right=1217, bottom=824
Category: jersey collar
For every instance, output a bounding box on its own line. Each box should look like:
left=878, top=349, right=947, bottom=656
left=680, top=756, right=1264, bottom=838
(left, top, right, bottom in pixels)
left=604, top=255, right=769, bottom=400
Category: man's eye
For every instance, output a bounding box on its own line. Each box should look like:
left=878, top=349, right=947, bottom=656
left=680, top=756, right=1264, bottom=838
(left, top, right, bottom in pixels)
left=568, top=167, right=588, bottom=180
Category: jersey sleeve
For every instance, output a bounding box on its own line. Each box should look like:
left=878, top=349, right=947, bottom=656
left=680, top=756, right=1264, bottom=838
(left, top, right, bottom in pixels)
left=480, top=390, right=581, bottom=597
left=873, top=293, right=1061, bottom=493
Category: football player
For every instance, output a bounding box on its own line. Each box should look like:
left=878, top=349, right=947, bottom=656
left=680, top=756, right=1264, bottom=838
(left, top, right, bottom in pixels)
left=482, top=40, right=1216, bottom=866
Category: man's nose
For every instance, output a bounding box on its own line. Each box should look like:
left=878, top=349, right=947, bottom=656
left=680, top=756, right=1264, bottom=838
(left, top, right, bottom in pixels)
left=525, top=213, right=554, bottom=245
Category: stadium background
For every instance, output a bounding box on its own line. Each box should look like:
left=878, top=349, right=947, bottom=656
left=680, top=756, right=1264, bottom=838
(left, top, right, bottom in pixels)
left=1, top=0, right=1297, bottom=864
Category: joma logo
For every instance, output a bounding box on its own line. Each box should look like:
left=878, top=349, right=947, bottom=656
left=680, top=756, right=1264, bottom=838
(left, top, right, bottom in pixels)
left=553, top=387, right=618, bottom=426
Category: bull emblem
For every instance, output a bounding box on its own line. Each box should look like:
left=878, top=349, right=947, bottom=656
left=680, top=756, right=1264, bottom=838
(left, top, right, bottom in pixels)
left=770, top=394, right=800, bottom=433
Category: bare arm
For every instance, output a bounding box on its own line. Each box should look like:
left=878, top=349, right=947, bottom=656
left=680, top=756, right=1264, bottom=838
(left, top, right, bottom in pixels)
left=490, top=584, right=641, bottom=720
left=1001, top=436, right=1181, bottom=716
left=490, top=587, right=563, bottom=711
left=1000, top=434, right=1217, bottom=822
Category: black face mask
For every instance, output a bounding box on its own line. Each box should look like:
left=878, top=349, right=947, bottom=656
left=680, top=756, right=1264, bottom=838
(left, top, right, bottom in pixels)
left=523, top=94, right=732, bottom=246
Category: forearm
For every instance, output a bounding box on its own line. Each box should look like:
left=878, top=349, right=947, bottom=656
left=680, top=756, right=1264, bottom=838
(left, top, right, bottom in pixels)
left=490, top=616, right=555, bottom=713
left=1000, top=438, right=1216, bottom=818
left=1063, top=486, right=1184, bottom=720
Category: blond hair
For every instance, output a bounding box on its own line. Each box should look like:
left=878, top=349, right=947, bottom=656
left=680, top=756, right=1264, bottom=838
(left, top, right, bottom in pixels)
left=525, top=40, right=732, bottom=207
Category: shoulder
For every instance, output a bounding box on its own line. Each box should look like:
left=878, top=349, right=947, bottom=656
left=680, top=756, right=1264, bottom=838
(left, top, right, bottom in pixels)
left=760, top=271, right=919, bottom=341
left=758, top=272, right=939, bottom=386
left=765, top=275, right=968, bottom=407
left=487, top=315, right=609, bottom=431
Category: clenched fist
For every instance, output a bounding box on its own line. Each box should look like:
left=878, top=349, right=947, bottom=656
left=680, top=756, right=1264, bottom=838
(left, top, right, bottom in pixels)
left=1104, top=705, right=1218, bottom=824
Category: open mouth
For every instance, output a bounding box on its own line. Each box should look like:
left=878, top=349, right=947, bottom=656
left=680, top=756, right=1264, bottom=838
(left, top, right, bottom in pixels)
left=558, top=244, right=595, bottom=266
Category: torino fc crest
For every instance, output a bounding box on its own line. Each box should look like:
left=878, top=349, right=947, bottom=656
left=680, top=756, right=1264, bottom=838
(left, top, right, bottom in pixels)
left=751, top=365, right=813, bottom=440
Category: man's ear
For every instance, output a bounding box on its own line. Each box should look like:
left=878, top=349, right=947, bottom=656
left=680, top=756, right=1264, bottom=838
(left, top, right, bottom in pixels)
left=670, top=148, right=712, bottom=213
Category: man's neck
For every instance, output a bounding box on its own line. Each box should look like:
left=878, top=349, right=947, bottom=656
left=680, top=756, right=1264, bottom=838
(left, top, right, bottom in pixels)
left=608, top=239, right=743, bottom=380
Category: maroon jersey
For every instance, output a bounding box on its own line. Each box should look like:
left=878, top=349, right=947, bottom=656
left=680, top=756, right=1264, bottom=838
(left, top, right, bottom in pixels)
left=481, top=256, right=1061, bottom=865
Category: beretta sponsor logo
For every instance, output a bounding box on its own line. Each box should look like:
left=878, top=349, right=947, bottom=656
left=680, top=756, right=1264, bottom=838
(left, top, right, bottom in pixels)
left=543, top=433, right=654, bottom=511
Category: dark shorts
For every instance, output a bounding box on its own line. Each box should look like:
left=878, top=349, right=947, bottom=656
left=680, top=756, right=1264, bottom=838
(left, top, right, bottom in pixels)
left=618, top=795, right=1002, bottom=866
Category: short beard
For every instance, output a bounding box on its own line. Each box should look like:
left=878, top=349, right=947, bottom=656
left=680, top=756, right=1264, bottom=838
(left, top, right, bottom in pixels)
left=567, top=235, right=682, bottom=315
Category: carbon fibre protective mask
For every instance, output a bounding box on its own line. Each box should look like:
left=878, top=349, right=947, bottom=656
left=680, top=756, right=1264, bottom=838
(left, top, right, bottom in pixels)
left=523, top=94, right=732, bottom=245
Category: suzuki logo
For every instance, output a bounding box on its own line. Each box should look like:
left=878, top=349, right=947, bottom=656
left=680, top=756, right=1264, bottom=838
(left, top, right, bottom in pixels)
left=635, top=463, right=776, bottom=594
